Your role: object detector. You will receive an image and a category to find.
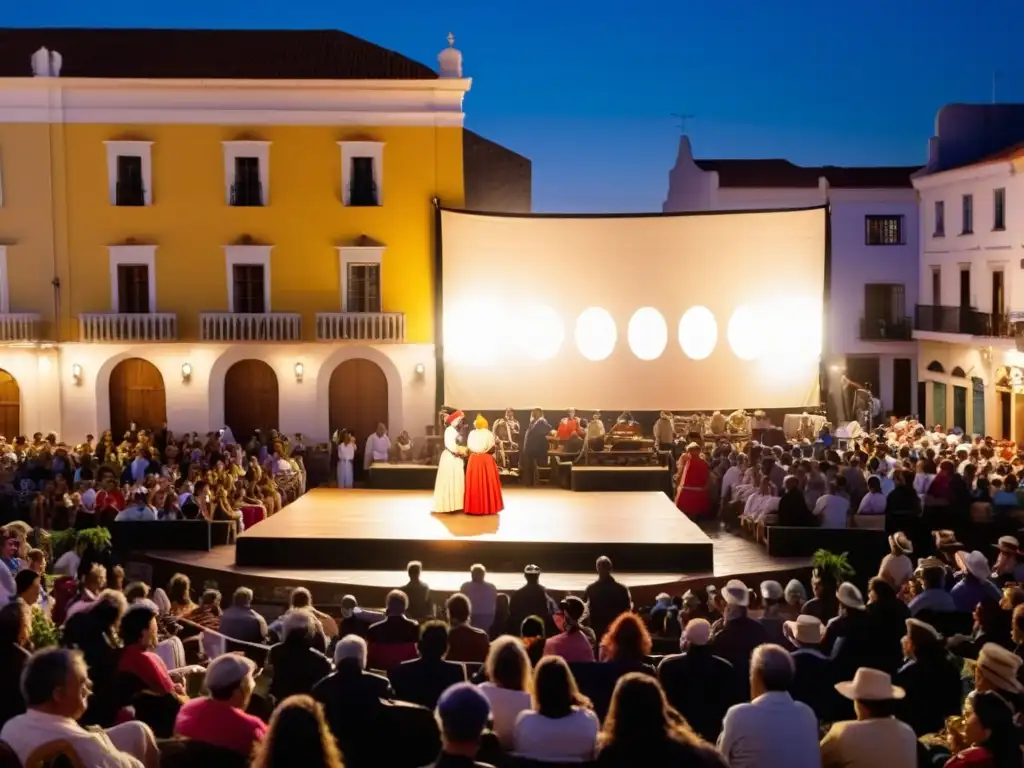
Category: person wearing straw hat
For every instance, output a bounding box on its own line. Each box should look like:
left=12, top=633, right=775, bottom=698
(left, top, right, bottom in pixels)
left=674, top=441, right=711, bottom=519
left=893, top=618, right=961, bottom=736
left=710, top=580, right=769, bottom=698
left=992, top=535, right=1024, bottom=585
left=974, top=642, right=1024, bottom=700
left=951, top=551, right=1001, bottom=613
left=908, top=557, right=955, bottom=616
left=878, top=532, right=914, bottom=590
left=784, top=615, right=835, bottom=720
left=820, top=668, right=916, bottom=768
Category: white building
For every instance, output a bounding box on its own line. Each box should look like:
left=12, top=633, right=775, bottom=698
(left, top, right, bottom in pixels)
left=664, top=136, right=920, bottom=422
left=912, top=104, right=1024, bottom=439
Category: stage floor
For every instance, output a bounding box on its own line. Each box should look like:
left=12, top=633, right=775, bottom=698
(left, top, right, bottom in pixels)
left=235, top=487, right=712, bottom=572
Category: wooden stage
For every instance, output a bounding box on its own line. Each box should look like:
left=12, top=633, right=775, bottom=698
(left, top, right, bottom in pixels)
left=142, top=488, right=812, bottom=606
left=234, top=488, right=711, bottom=572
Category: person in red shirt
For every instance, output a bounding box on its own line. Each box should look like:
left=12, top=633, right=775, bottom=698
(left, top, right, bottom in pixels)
left=93, top=478, right=126, bottom=517
left=175, top=654, right=267, bottom=756
left=117, top=604, right=184, bottom=700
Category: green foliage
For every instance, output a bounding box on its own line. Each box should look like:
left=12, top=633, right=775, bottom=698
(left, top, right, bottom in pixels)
left=77, top=527, right=112, bottom=553
left=50, top=527, right=112, bottom=560
left=811, top=549, right=856, bottom=581
left=48, top=529, right=77, bottom=559
left=29, top=605, right=59, bottom=650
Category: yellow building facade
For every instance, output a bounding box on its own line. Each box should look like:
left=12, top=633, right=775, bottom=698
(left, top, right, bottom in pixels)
left=0, top=29, right=473, bottom=445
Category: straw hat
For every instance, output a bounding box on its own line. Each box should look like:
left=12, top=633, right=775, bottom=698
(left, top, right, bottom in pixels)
left=888, top=532, right=913, bottom=555
left=955, top=550, right=991, bottom=581
left=837, top=582, right=865, bottom=611
left=915, top=556, right=945, bottom=574
left=760, top=581, right=784, bottom=601
left=934, top=529, right=963, bottom=550
left=685, top=442, right=701, bottom=452
left=994, top=536, right=1021, bottom=556
left=722, top=579, right=750, bottom=607
left=977, top=643, right=1024, bottom=694
left=835, top=668, right=905, bottom=701
left=783, top=615, right=825, bottom=647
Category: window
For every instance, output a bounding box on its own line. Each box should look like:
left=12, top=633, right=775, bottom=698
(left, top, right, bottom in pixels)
left=865, top=215, right=903, bottom=245
left=346, top=264, right=381, bottom=312
left=231, top=157, right=263, bottom=207
left=339, top=141, right=384, bottom=206
left=104, top=140, right=153, bottom=206
left=994, top=188, right=1006, bottom=230
left=962, top=194, right=973, bottom=234
left=115, top=156, right=145, bottom=206
left=116, top=264, right=150, bottom=313
left=349, top=158, right=378, bottom=206
left=934, top=200, right=945, bottom=237
left=232, top=265, right=266, bottom=313
left=864, top=283, right=905, bottom=322
left=222, top=140, right=270, bottom=206
left=931, top=267, right=941, bottom=305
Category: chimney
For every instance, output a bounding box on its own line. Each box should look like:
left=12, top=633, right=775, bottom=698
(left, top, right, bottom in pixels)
left=31, top=47, right=62, bottom=77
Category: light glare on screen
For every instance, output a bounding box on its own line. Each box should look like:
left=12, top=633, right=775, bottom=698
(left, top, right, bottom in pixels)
left=575, top=307, right=617, bottom=361
left=727, top=305, right=761, bottom=361
left=678, top=305, right=718, bottom=360
left=627, top=307, right=668, bottom=361
left=519, top=305, right=565, bottom=361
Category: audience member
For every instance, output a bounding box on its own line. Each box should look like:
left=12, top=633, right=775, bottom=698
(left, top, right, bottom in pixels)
left=174, top=653, right=267, bottom=756
left=513, top=655, right=599, bottom=763
left=390, top=621, right=467, bottom=709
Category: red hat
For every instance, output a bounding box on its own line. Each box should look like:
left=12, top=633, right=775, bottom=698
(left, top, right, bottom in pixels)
left=445, top=410, right=464, bottom=426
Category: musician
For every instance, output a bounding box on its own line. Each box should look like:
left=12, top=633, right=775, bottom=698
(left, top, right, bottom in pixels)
left=557, top=408, right=583, bottom=441
left=610, top=412, right=639, bottom=435
left=840, top=375, right=874, bottom=424
left=493, top=408, right=521, bottom=469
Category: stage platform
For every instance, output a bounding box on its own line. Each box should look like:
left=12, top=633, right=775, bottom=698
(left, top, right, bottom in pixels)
left=369, top=463, right=517, bottom=491
left=234, top=488, right=712, bottom=573
left=570, top=465, right=672, bottom=494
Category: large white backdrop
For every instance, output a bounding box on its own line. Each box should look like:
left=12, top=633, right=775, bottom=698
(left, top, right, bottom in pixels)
left=440, top=206, right=827, bottom=411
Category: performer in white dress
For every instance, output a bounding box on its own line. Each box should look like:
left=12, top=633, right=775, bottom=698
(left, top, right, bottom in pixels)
left=432, top=411, right=467, bottom=513
left=337, top=433, right=355, bottom=488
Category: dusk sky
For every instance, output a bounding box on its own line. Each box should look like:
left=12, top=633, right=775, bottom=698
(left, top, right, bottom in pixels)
left=6, top=0, right=1024, bottom=212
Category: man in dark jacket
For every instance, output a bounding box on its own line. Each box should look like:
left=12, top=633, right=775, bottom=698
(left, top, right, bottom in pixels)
left=389, top=622, right=466, bottom=710
left=400, top=561, right=434, bottom=621
left=583, top=556, right=632, bottom=642
left=658, top=619, right=740, bottom=742
left=710, top=579, right=768, bottom=699
left=777, top=475, right=815, bottom=527
left=785, top=614, right=838, bottom=722
left=509, top=565, right=556, bottom=635
left=520, top=409, right=551, bottom=486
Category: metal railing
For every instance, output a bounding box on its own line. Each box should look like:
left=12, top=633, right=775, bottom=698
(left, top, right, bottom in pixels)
left=200, top=312, right=301, bottom=341
left=0, top=313, right=40, bottom=342
left=915, top=305, right=1015, bottom=337
left=316, top=312, right=405, bottom=342
left=859, top=316, right=913, bottom=341
left=79, top=313, right=177, bottom=342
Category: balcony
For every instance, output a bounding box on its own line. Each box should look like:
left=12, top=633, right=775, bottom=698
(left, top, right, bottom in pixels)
left=79, top=313, right=177, bottom=342
left=860, top=316, right=913, bottom=341
left=0, top=313, right=41, bottom=342
left=201, top=312, right=301, bottom=342
left=915, top=305, right=1016, bottom=338
left=316, top=312, right=405, bottom=342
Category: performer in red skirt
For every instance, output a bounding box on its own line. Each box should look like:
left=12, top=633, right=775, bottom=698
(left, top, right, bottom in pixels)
left=675, top=441, right=710, bottom=518
left=464, top=414, right=504, bottom=516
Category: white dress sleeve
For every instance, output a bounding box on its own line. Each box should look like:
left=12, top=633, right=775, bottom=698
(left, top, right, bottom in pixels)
left=444, top=426, right=460, bottom=453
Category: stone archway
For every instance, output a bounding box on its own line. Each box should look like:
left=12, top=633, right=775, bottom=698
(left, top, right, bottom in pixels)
left=108, top=358, right=166, bottom=438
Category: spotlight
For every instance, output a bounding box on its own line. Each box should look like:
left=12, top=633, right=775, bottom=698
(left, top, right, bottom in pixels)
left=181, top=362, right=193, bottom=383
left=294, top=362, right=304, bottom=383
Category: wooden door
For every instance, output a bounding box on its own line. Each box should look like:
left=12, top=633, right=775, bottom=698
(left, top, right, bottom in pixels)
left=224, top=360, right=278, bottom=443
left=109, top=358, right=166, bottom=438
left=0, top=369, right=19, bottom=439
left=892, top=358, right=912, bottom=418
left=328, top=359, right=388, bottom=471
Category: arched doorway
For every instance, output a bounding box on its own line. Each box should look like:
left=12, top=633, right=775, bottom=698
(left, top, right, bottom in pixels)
left=0, top=369, right=19, bottom=438
left=224, top=360, right=279, bottom=443
left=329, top=358, right=389, bottom=473
left=109, top=358, right=166, bottom=438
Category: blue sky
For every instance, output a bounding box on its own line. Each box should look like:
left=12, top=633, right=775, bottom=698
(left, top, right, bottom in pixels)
left=7, top=0, right=1024, bottom=211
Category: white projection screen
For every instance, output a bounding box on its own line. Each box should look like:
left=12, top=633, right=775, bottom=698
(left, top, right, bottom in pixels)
left=439, top=206, right=827, bottom=412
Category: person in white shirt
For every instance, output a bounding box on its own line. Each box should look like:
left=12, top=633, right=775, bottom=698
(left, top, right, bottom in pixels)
left=129, top=447, right=150, bottom=484
left=743, top=478, right=779, bottom=523
left=857, top=476, right=887, bottom=515
left=720, top=455, right=747, bottom=503
left=514, top=655, right=599, bottom=763
left=460, top=564, right=498, bottom=631
left=718, top=644, right=821, bottom=768
left=478, top=636, right=533, bottom=750
left=1, top=648, right=158, bottom=768
left=337, top=432, right=356, bottom=489
left=877, top=533, right=914, bottom=589
left=814, top=478, right=851, bottom=529
left=114, top=489, right=157, bottom=522
left=363, top=423, right=392, bottom=470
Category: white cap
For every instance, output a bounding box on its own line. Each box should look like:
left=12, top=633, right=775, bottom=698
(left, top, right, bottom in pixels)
left=723, top=579, right=750, bottom=607
left=205, top=654, right=256, bottom=692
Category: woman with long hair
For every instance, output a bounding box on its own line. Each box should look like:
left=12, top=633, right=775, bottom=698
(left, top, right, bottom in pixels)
left=597, top=673, right=727, bottom=767
left=520, top=615, right=546, bottom=666
left=251, top=695, right=343, bottom=768
left=599, top=612, right=655, bottom=674
left=513, top=655, right=598, bottom=763
left=165, top=573, right=195, bottom=618
left=479, top=636, right=532, bottom=749
left=944, top=690, right=1022, bottom=767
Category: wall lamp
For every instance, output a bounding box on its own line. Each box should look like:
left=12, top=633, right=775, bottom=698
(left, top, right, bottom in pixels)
left=414, top=362, right=426, bottom=378
left=181, top=362, right=193, bottom=383
left=71, top=363, right=83, bottom=385
left=294, top=362, right=305, bottom=383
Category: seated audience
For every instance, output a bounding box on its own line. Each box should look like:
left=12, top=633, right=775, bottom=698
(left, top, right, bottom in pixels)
left=401, top=560, right=434, bottom=621
left=267, top=610, right=332, bottom=703
left=251, top=694, right=343, bottom=768
left=460, top=563, right=498, bottom=632
left=0, top=600, right=31, bottom=729
left=389, top=621, right=467, bottom=710
left=478, top=635, right=533, bottom=750
left=174, top=653, right=267, bottom=756
left=894, top=618, right=962, bottom=737
left=219, top=586, right=268, bottom=644
left=944, top=689, right=1021, bottom=767
left=544, top=596, right=596, bottom=663
left=0, top=647, right=159, bottom=768
left=431, top=683, right=496, bottom=768
left=514, top=655, right=599, bottom=763
left=367, top=589, right=420, bottom=672
left=445, top=592, right=490, bottom=663
left=909, top=558, right=956, bottom=616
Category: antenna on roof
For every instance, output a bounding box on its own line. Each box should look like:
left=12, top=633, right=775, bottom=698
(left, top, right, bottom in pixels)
left=447, top=32, right=455, bottom=48
left=670, top=113, right=695, bottom=134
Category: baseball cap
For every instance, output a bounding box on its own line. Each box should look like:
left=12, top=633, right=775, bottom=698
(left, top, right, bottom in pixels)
left=205, top=653, right=256, bottom=692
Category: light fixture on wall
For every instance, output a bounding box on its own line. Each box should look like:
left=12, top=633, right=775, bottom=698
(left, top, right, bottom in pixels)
left=181, top=362, right=193, bottom=383
left=71, top=363, right=82, bottom=385
left=414, top=362, right=425, bottom=378
left=37, top=356, right=51, bottom=374
left=294, top=362, right=304, bottom=383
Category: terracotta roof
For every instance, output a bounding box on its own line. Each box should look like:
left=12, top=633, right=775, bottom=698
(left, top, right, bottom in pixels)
left=0, top=28, right=437, bottom=80
left=695, top=159, right=919, bottom=189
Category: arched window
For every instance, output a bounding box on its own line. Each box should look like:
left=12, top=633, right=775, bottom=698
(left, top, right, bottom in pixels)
left=926, top=360, right=945, bottom=374
left=951, top=366, right=967, bottom=378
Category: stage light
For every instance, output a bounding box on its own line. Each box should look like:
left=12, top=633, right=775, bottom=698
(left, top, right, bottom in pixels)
left=727, top=306, right=761, bottom=361
left=444, top=300, right=501, bottom=366
left=520, top=304, right=565, bottom=361
left=628, top=307, right=667, bottom=361
left=574, top=307, right=616, bottom=362
left=678, top=305, right=717, bottom=360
